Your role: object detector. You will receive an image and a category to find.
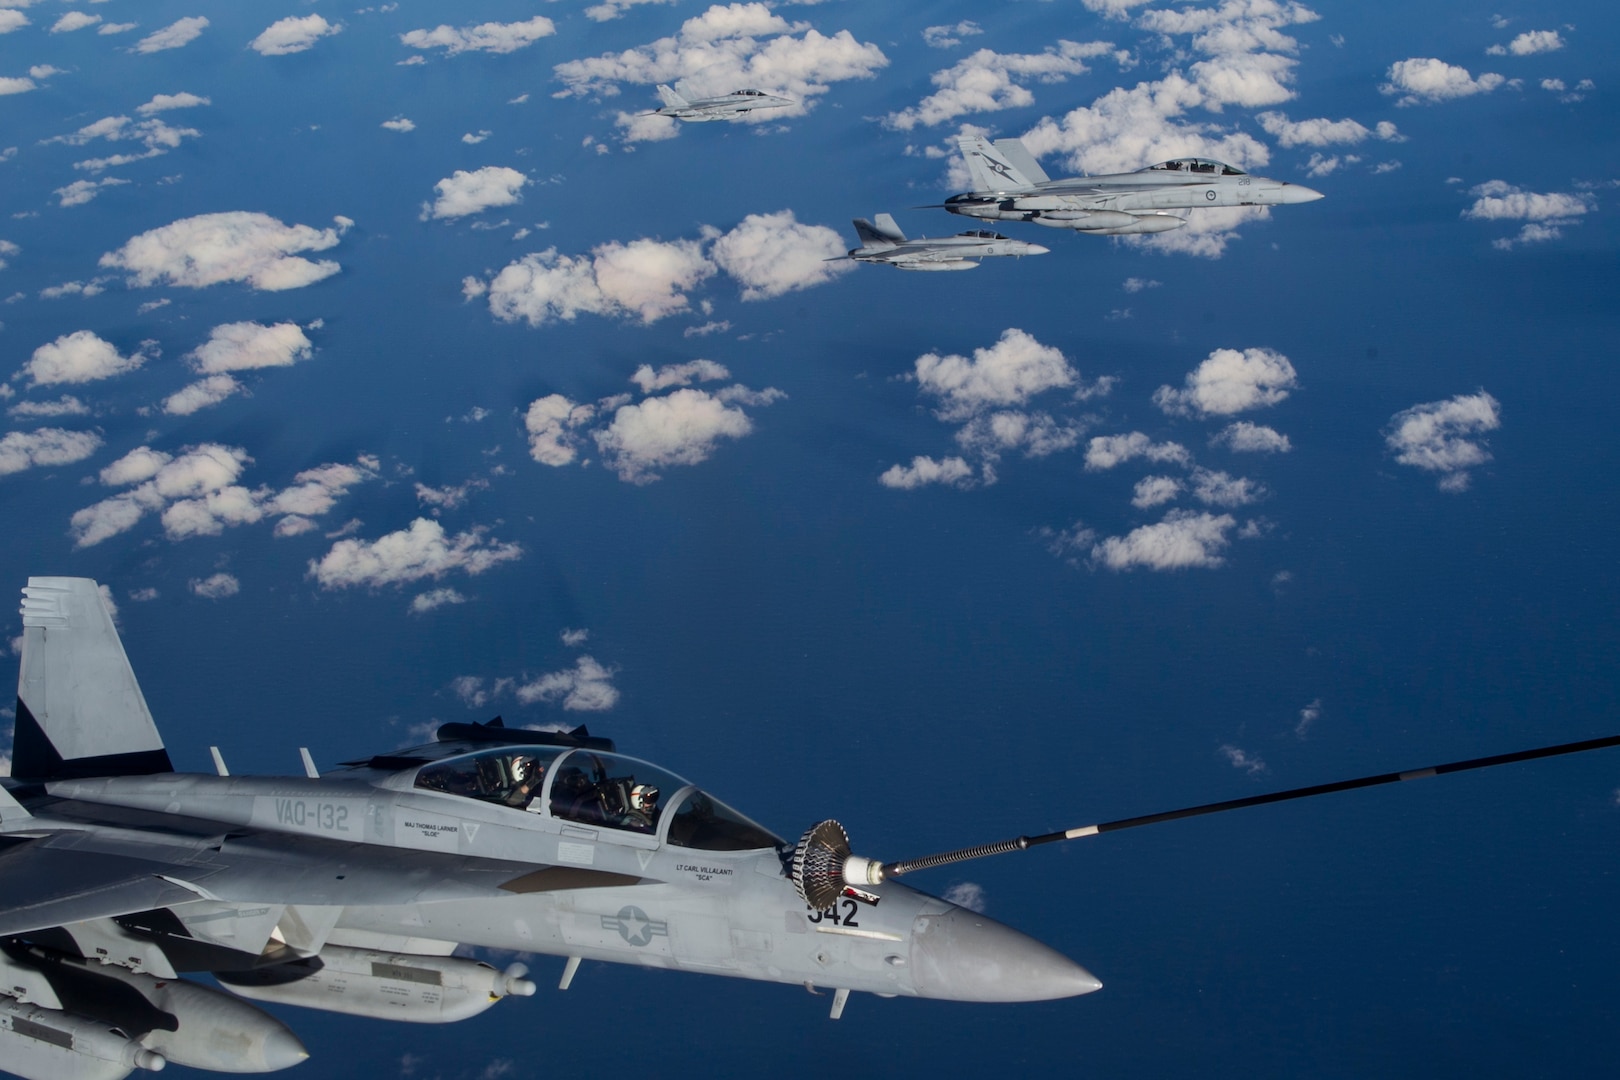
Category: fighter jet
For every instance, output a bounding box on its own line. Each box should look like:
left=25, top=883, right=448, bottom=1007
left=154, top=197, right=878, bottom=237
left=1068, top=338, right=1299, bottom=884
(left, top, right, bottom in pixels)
left=651, top=84, right=793, bottom=121
left=839, top=214, right=1050, bottom=271
left=945, top=135, right=1324, bottom=234
left=1, top=576, right=1614, bottom=1078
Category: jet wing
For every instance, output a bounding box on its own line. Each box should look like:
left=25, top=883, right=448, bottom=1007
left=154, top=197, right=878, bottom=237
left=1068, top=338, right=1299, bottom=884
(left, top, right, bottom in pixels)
left=0, top=826, right=655, bottom=939
left=1034, top=179, right=1202, bottom=197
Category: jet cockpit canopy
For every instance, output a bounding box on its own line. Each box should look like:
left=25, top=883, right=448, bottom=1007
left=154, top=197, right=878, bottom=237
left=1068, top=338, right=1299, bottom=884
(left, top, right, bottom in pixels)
left=961, top=230, right=1011, bottom=240
left=412, top=745, right=783, bottom=851
left=1144, top=158, right=1246, bottom=176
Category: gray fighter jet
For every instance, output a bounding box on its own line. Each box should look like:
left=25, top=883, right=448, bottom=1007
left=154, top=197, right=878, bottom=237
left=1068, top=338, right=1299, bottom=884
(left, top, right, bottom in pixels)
left=946, top=135, right=1324, bottom=234
left=652, top=84, right=793, bottom=121
left=2, top=576, right=1615, bottom=1079
left=840, top=214, right=1050, bottom=270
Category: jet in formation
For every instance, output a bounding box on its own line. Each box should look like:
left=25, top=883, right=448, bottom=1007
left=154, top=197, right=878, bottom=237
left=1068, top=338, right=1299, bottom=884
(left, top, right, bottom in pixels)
left=652, top=84, right=793, bottom=121
left=839, top=214, right=1050, bottom=270
left=945, top=135, right=1324, bottom=234
left=0, top=576, right=1614, bottom=1079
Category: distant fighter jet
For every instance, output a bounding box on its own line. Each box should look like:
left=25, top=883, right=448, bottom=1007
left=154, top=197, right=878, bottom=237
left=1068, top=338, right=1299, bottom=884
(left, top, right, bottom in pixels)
left=946, top=135, right=1324, bottom=234
left=652, top=84, right=794, bottom=121
left=839, top=214, right=1050, bottom=271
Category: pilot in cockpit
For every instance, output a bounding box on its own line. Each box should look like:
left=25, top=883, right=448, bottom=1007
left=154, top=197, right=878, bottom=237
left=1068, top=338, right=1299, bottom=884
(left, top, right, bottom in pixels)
left=620, top=784, right=660, bottom=833
left=505, top=754, right=546, bottom=810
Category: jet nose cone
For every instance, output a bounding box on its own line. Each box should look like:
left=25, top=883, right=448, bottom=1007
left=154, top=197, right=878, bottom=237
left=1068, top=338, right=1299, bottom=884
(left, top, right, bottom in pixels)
left=260, top=1028, right=310, bottom=1072
left=910, top=907, right=1102, bottom=1002
left=1281, top=183, right=1325, bottom=204
left=1027, top=244, right=1051, bottom=255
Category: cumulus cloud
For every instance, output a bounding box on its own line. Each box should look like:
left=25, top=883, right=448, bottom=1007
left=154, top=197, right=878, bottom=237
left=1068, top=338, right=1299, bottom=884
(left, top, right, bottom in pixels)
left=134, top=16, right=208, bottom=54
left=1131, top=475, right=1182, bottom=509
left=9, top=395, right=89, bottom=420
left=250, top=15, right=341, bottom=56
left=1123, top=277, right=1161, bottom=293
left=382, top=116, right=416, bottom=133
left=100, top=212, right=350, bottom=291
left=1255, top=111, right=1372, bottom=147
left=709, top=211, right=853, bottom=299
left=410, top=587, right=467, bottom=614
left=423, top=166, right=529, bottom=220
left=48, top=113, right=201, bottom=174
left=189, top=321, right=314, bottom=374
left=72, top=447, right=377, bottom=547
left=475, top=239, right=713, bottom=325
left=954, top=411, right=1083, bottom=460
left=524, top=395, right=598, bottom=466
left=0, top=77, right=36, bottom=96
left=1463, top=180, right=1594, bottom=248
left=138, top=92, right=210, bottom=115
left=1090, top=510, right=1237, bottom=571
left=630, top=359, right=729, bottom=393
left=942, top=882, right=987, bottom=912
left=913, top=328, right=1084, bottom=422
left=1220, top=744, right=1267, bottom=774
left=0, top=428, right=102, bottom=476
left=1211, top=420, right=1292, bottom=452
left=561, top=628, right=590, bottom=647
left=1381, top=58, right=1504, bottom=105
left=878, top=455, right=976, bottom=490
left=1384, top=391, right=1500, bottom=492
left=1487, top=29, right=1563, bottom=56
left=1296, top=698, right=1321, bottom=738
left=189, top=573, right=240, bottom=600
left=923, top=21, right=982, bottom=49
left=1190, top=468, right=1266, bottom=507
left=401, top=17, right=555, bottom=56
left=554, top=3, right=887, bottom=132
left=1153, top=347, right=1297, bottom=417
left=22, top=331, right=145, bottom=386
left=515, top=656, right=620, bottom=711
left=309, top=518, right=523, bottom=588
left=885, top=41, right=1114, bottom=130
left=163, top=375, right=240, bottom=416
left=55, top=178, right=130, bottom=208
left=594, top=388, right=756, bottom=484
left=0, top=11, right=29, bottom=35
left=586, top=0, right=675, bottom=21
left=1084, top=432, right=1192, bottom=471
left=52, top=12, right=101, bottom=33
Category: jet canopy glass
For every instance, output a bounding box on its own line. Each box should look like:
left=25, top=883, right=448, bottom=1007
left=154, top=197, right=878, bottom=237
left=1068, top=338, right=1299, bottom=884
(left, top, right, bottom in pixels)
left=412, top=746, right=782, bottom=850
left=960, top=230, right=1011, bottom=240
left=1144, top=158, right=1246, bottom=175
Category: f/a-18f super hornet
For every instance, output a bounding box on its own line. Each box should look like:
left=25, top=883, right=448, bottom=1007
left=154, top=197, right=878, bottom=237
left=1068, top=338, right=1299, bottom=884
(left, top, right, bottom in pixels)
left=838, top=214, right=1050, bottom=271
left=2, top=576, right=1617, bottom=1079
left=651, top=84, right=793, bottom=121
left=944, top=135, right=1324, bottom=234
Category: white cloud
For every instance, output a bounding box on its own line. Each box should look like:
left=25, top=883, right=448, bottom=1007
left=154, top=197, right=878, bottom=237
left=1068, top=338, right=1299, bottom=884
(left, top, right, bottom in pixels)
left=1464, top=180, right=1594, bottom=249
left=401, top=17, right=555, bottom=56
left=478, top=239, right=713, bottom=325
left=924, top=21, right=982, bottom=49
left=594, top=388, right=757, bottom=484
left=461, top=131, right=492, bottom=145
left=0, top=11, right=29, bottom=35
left=73, top=447, right=377, bottom=547
left=52, top=12, right=100, bottom=33
left=49, top=113, right=201, bottom=174
left=250, top=14, right=341, bottom=56
left=1084, top=432, right=1193, bottom=471
left=554, top=3, right=887, bottom=126
left=0, top=428, right=102, bottom=476
left=878, top=455, right=975, bottom=490
left=55, top=177, right=130, bottom=208
left=942, top=882, right=987, bottom=912
left=1488, top=29, right=1563, bottom=56
left=189, top=573, right=239, bottom=600
left=190, top=321, right=314, bottom=374
left=1123, top=277, right=1161, bottom=293
left=630, top=359, right=729, bottom=393
left=1296, top=698, right=1321, bottom=738
left=1091, top=510, right=1237, bottom=571
left=163, top=375, right=240, bottom=415
left=99, top=23, right=137, bottom=36
left=137, top=92, right=210, bottom=115
left=515, top=656, right=619, bottom=711
left=524, top=395, right=597, bottom=466
left=382, top=116, right=416, bottom=133
left=1303, top=152, right=1357, bottom=178
left=310, top=518, right=523, bottom=588
left=1220, top=744, right=1267, bottom=774
left=134, top=16, right=208, bottom=54
left=1131, top=475, right=1182, bottom=509
left=1384, top=391, right=1500, bottom=492
left=9, top=395, right=89, bottom=419
left=613, top=111, right=680, bottom=144
left=22, top=331, right=144, bottom=386
left=0, top=77, right=36, bottom=96
left=410, top=587, right=467, bottom=614
left=1211, top=420, right=1291, bottom=453
left=1153, top=347, right=1297, bottom=417
left=885, top=41, right=1113, bottom=130
left=423, top=166, right=528, bottom=220
left=585, top=0, right=674, bottom=22
left=100, top=212, right=350, bottom=291
left=954, top=410, right=1082, bottom=459
left=1380, top=58, right=1504, bottom=105
left=1190, top=468, right=1266, bottom=507
left=913, top=328, right=1083, bottom=422
left=560, top=628, right=589, bottom=647
left=0, top=240, right=17, bottom=270
left=1255, top=111, right=1370, bottom=147
left=415, top=479, right=489, bottom=512
left=709, top=211, right=852, bottom=299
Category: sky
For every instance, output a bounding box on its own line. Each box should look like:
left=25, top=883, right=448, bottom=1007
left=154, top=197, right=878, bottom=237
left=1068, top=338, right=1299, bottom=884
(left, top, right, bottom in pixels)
left=1, top=0, right=1618, bottom=1077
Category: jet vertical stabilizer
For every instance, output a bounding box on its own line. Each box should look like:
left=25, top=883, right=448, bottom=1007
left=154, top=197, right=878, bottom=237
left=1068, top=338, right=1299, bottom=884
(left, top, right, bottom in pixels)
left=853, top=215, right=905, bottom=247
left=655, top=84, right=689, bottom=109
left=992, top=139, right=1051, bottom=185
left=14, top=577, right=171, bottom=782
left=957, top=136, right=1040, bottom=193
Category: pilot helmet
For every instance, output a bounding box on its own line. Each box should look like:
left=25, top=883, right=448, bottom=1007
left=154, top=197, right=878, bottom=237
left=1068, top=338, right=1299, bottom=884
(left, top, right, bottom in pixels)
left=629, top=784, right=659, bottom=812
left=511, top=755, right=539, bottom=784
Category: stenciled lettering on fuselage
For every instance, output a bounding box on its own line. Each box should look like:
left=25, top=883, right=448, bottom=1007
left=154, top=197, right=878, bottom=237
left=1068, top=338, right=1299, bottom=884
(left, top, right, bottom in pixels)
left=805, top=898, right=863, bottom=928
left=272, top=799, right=353, bottom=833
left=673, top=862, right=735, bottom=882
left=602, top=906, right=668, bottom=947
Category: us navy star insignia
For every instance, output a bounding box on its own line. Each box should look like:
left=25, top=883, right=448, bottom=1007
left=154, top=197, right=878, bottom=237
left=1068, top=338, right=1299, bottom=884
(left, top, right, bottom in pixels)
left=602, top=905, right=668, bottom=947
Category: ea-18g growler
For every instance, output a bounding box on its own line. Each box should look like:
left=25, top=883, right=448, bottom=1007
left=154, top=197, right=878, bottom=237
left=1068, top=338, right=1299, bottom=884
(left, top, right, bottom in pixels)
left=1, top=577, right=1615, bottom=1079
